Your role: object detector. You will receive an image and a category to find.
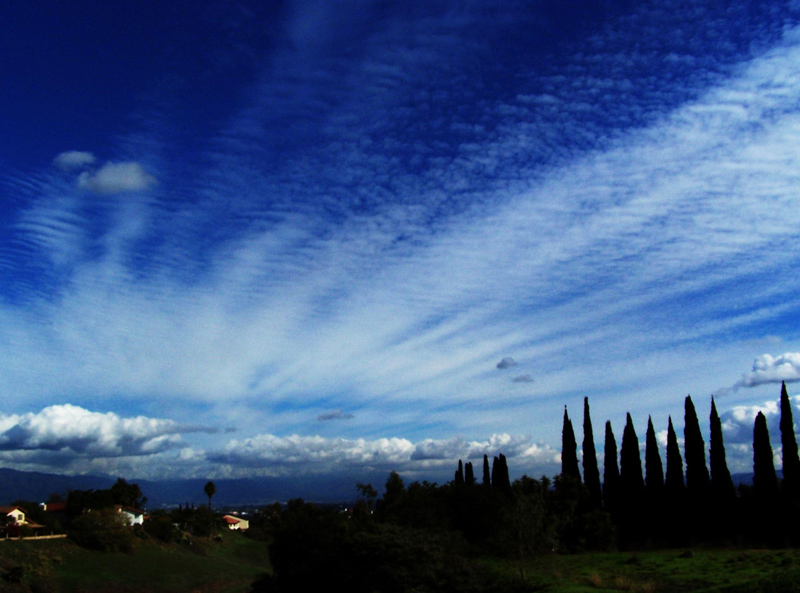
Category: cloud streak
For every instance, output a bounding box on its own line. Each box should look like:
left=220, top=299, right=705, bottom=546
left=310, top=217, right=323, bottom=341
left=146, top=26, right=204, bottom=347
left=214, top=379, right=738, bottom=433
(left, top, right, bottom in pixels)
left=2, top=2, right=800, bottom=480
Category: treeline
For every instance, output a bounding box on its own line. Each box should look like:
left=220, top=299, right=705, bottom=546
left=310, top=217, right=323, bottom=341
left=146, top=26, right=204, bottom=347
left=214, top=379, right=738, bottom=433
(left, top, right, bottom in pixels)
left=560, top=382, right=800, bottom=548
left=253, top=383, right=800, bottom=591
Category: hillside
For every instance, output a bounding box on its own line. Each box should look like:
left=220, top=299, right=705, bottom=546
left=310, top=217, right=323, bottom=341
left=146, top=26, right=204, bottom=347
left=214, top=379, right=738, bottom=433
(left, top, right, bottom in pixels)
left=0, top=529, right=270, bottom=593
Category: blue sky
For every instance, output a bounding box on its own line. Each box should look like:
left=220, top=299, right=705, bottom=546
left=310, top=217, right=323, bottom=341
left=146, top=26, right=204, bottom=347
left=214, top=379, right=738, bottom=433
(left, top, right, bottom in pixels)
left=2, top=0, right=800, bottom=486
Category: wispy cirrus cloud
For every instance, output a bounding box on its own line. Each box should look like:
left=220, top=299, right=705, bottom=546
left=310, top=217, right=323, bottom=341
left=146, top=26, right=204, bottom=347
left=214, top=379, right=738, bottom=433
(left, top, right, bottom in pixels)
left=53, top=151, right=96, bottom=171
left=1, top=2, right=800, bottom=481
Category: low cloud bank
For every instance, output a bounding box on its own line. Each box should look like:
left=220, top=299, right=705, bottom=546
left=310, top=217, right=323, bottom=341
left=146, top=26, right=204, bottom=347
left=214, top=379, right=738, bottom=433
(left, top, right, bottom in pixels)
left=0, top=404, right=185, bottom=456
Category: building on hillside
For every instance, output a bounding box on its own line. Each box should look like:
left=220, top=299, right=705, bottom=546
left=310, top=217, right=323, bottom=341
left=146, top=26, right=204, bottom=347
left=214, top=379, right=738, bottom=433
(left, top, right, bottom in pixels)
left=114, top=505, right=145, bottom=526
left=222, top=515, right=249, bottom=530
left=0, top=506, right=45, bottom=537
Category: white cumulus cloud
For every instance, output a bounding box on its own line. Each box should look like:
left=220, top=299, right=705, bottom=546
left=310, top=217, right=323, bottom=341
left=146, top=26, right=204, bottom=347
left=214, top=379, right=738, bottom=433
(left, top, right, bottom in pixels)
left=77, top=161, right=156, bottom=194
left=0, top=404, right=191, bottom=457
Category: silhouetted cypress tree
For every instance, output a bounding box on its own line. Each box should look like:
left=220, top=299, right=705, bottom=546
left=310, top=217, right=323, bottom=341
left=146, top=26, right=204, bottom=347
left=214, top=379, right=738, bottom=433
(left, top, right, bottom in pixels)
left=497, top=453, right=512, bottom=495
left=491, top=455, right=499, bottom=489
left=603, top=421, right=620, bottom=513
left=645, top=416, right=664, bottom=497
left=780, top=382, right=800, bottom=500
left=455, top=460, right=464, bottom=485
left=684, top=395, right=710, bottom=498
left=618, top=413, right=645, bottom=545
left=664, top=415, right=687, bottom=547
left=665, top=416, right=686, bottom=495
left=709, top=397, right=735, bottom=501
left=753, top=411, right=779, bottom=500
left=562, top=406, right=581, bottom=481
left=465, top=461, right=475, bottom=485
left=483, top=454, right=491, bottom=488
left=620, top=413, right=645, bottom=497
left=582, top=397, right=603, bottom=508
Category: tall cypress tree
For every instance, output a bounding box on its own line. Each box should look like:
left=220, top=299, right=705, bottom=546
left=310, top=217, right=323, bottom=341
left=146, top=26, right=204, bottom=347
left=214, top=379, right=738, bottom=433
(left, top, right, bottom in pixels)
left=664, top=416, right=686, bottom=495
left=684, top=395, right=710, bottom=498
left=491, top=456, right=499, bottom=489
left=753, top=411, right=779, bottom=500
left=645, top=416, right=664, bottom=497
left=562, top=406, right=581, bottom=481
left=620, top=413, right=645, bottom=497
left=497, top=453, right=512, bottom=495
left=583, top=397, right=603, bottom=508
left=780, top=382, right=800, bottom=500
left=709, top=397, right=735, bottom=501
left=664, top=415, right=687, bottom=547
left=482, top=454, right=491, bottom=488
left=603, top=420, right=620, bottom=513
left=465, top=461, right=475, bottom=485
left=455, top=459, right=465, bottom=485
left=619, top=413, right=645, bottom=544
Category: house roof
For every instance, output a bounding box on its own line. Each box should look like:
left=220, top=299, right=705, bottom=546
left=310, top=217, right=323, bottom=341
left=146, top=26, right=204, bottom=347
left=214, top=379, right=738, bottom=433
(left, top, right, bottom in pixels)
left=0, top=506, right=26, bottom=515
left=43, top=502, right=66, bottom=512
left=222, top=515, right=242, bottom=524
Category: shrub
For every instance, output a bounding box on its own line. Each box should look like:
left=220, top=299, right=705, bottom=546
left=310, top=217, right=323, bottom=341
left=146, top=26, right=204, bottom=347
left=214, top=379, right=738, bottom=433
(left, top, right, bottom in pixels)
left=68, top=507, right=135, bottom=553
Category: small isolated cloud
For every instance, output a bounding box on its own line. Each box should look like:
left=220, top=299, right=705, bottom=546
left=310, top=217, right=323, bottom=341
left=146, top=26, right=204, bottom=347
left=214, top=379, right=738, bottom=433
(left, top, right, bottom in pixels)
left=77, top=161, right=156, bottom=194
left=513, top=374, right=534, bottom=383
left=0, top=404, right=196, bottom=458
left=53, top=150, right=96, bottom=171
left=718, top=353, right=800, bottom=396
left=317, top=410, right=354, bottom=421
left=496, top=357, right=518, bottom=369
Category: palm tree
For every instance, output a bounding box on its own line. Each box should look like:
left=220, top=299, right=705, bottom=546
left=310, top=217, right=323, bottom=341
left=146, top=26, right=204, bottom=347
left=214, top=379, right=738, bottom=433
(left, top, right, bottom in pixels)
left=204, top=481, right=216, bottom=511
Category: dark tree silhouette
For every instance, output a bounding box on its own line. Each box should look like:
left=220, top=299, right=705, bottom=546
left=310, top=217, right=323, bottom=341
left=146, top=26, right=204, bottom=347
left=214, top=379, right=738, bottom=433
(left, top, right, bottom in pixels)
left=709, top=397, right=736, bottom=501
left=482, top=454, right=491, bottom=488
left=455, top=460, right=465, bottom=485
left=664, top=415, right=688, bottom=547
left=111, top=477, right=147, bottom=509
left=645, top=416, right=664, bottom=497
left=582, top=397, right=603, bottom=508
left=464, top=461, right=475, bottom=486
left=620, top=413, right=645, bottom=497
left=497, top=454, right=512, bottom=496
left=753, top=411, right=779, bottom=500
left=603, top=421, right=620, bottom=513
left=684, top=395, right=710, bottom=498
left=780, top=382, right=800, bottom=500
left=204, top=481, right=216, bottom=511
left=618, top=413, right=645, bottom=545
left=664, top=416, right=686, bottom=495
left=491, top=456, right=500, bottom=490
left=561, top=406, right=581, bottom=482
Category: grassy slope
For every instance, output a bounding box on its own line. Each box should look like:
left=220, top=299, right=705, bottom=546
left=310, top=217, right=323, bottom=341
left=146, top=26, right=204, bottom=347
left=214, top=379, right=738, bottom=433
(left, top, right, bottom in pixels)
left=3, top=535, right=800, bottom=592
left=0, top=530, right=271, bottom=593
left=486, top=548, right=800, bottom=592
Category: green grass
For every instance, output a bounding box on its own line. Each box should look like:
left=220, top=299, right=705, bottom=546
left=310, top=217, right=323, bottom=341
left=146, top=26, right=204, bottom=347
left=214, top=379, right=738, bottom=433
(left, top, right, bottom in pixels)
left=3, top=533, right=800, bottom=592
left=484, top=548, right=800, bottom=592
left=0, top=530, right=271, bottom=593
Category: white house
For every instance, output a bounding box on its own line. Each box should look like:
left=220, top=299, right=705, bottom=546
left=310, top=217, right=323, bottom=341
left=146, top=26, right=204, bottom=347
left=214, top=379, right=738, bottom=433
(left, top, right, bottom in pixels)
left=114, top=505, right=145, bottom=526
left=0, top=506, right=27, bottom=526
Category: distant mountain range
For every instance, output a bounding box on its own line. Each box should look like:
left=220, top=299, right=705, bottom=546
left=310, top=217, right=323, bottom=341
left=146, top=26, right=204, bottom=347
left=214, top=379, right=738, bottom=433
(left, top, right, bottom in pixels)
left=0, top=467, right=765, bottom=510
left=0, top=467, right=393, bottom=508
